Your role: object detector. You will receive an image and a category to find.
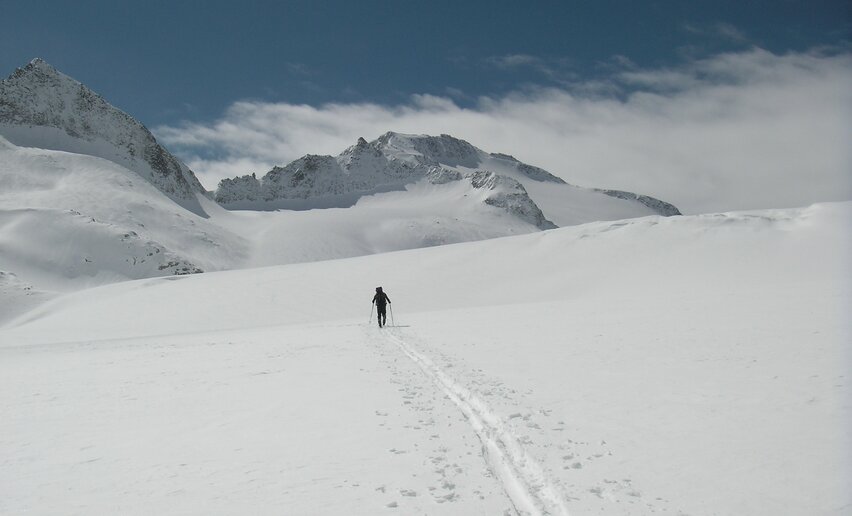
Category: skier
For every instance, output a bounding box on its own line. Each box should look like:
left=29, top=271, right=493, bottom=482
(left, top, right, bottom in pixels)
left=372, top=286, right=391, bottom=328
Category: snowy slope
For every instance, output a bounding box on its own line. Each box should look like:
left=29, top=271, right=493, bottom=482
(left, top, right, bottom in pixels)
left=0, top=59, right=207, bottom=213
left=213, top=178, right=559, bottom=268
left=0, top=136, right=248, bottom=299
left=1, top=202, right=848, bottom=515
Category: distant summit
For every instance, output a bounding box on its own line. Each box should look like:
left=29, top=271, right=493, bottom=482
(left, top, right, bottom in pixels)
left=216, top=132, right=564, bottom=229
left=0, top=58, right=207, bottom=211
left=216, top=131, right=680, bottom=227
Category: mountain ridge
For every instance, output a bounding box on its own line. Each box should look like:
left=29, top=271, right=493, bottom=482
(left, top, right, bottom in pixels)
left=215, top=131, right=681, bottom=226
left=0, top=58, right=208, bottom=213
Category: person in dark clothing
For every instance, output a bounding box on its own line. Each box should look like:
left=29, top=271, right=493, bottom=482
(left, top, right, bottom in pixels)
left=372, top=286, right=391, bottom=327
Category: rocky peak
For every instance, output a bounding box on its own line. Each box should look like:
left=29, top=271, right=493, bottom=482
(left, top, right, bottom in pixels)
left=215, top=130, right=680, bottom=221
left=11, top=58, right=61, bottom=82
left=2, top=59, right=120, bottom=127
left=0, top=58, right=207, bottom=211
left=371, top=131, right=482, bottom=168
left=412, top=134, right=481, bottom=168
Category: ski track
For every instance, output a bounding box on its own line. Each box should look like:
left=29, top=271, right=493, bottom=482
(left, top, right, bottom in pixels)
left=382, top=328, right=570, bottom=516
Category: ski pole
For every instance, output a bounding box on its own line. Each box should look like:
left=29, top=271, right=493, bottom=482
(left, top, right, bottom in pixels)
left=369, top=303, right=374, bottom=324
left=390, top=303, right=395, bottom=327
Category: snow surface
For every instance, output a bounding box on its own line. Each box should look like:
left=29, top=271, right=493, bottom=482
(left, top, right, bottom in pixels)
left=2, top=202, right=849, bottom=515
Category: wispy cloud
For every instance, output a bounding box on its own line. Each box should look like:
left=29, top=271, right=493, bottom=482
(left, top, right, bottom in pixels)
left=487, top=53, right=547, bottom=69
left=156, top=48, right=852, bottom=215
left=485, top=53, right=575, bottom=82
left=284, top=62, right=313, bottom=76
left=714, top=22, right=750, bottom=44
left=682, top=22, right=751, bottom=45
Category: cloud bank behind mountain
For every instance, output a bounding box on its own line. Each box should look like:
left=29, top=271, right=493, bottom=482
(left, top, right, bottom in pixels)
left=156, top=48, right=852, bottom=214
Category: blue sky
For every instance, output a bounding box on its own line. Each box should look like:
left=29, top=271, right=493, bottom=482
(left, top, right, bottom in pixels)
left=2, top=0, right=848, bottom=127
left=2, top=1, right=850, bottom=213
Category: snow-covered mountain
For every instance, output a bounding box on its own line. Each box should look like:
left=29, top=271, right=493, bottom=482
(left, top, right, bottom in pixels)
left=0, top=59, right=683, bottom=319
left=0, top=58, right=207, bottom=213
left=216, top=131, right=681, bottom=228
left=0, top=135, right=248, bottom=321
left=0, top=59, right=242, bottom=313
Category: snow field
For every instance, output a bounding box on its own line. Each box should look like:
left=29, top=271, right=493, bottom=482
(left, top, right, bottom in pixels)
left=1, top=202, right=849, bottom=514
left=397, top=294, right=850, bottom=514
left=0, top=323, right=513, bottom=514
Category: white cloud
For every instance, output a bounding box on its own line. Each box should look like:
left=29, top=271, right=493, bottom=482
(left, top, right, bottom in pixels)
left=681, top=22, right=751, bottom=45
left=156, top=48, right=852, bottom=214
left=714, top=23, right=750, bottom=44
left=485, top=54, right=576, bottom=82
left=487, top=53, right=546, bottom=69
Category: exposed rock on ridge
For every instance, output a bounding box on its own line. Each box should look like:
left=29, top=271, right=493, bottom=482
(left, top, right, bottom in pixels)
left=596, top=189, right=682, bottom=216
left=215, top=132, right=572, bottom=226
left=216, top=132, right=568, bottom=203
left=469, top=171, right=557, bottom=229
left=215, top=131, right=680, bottom=227
left=0, top=59, right=207, bottom=208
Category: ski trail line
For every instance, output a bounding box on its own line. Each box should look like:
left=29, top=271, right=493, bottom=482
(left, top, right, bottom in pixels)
left=384, top=330, right=571, bottom=516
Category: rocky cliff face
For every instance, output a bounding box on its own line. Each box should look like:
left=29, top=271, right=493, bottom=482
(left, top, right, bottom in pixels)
left=469, top=171, right=557, bottom=229
left=0, top=59, right=207, bottom=208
